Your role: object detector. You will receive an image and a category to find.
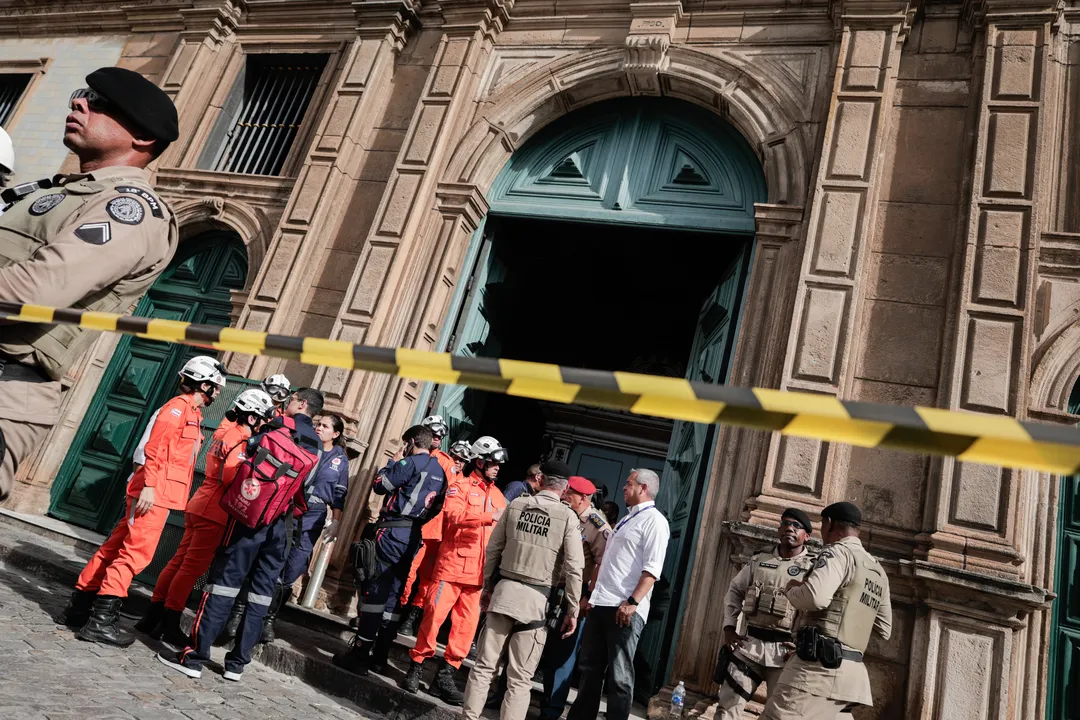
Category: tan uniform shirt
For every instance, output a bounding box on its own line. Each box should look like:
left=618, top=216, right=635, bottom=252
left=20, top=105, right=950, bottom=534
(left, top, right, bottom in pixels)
left=781, top=536, right=893, bottom=705
left=579, top=506, right=612, bottom=594
left=484, top=489, right=585, bottom=624
left=0, top=165, right=176, bottom=425
left=722, top=546, right=811, bottom=668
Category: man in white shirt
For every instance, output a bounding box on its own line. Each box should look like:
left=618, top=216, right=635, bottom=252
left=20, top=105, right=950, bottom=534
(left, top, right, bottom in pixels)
left=567, top=468, right=670, bottom=720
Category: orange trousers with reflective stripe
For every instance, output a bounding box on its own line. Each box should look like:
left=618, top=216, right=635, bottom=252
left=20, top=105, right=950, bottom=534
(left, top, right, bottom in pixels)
left=75, top=497, right=170, bottom=598
left=151, top=513, right=226, bottom=611
left=409, top=579, right=482, bottom=668
left=400, top=538, right=438, bottom=608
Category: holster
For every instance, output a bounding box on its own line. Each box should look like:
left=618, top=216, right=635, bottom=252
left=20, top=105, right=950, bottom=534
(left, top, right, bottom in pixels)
left=545, top=587, right=566, bottom=631
left=796, top=626, right=845, bottom=669
left=796, top=626, right=820, bottom=662
left=713, top=645, right=764, bottom=702
left=818, top=636, right=844, bottom=669
left=349, top=537, right=377, bottom=585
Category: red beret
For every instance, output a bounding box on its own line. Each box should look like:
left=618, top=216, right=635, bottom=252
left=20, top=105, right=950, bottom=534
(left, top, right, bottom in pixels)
left=567, top=476, right=596, bottom=495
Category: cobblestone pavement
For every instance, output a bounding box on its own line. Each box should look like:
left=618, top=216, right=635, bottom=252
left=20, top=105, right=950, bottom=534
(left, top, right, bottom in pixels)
left=0, top=562, right=384, bottom=720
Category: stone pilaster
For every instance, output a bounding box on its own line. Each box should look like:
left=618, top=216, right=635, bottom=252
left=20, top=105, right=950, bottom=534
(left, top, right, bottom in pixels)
left=757, top=0, right=914, bottom=521
left=231, top=1, right=418, bottom=377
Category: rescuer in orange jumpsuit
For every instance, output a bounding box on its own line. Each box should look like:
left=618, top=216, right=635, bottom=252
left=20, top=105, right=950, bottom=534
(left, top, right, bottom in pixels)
left=397, top=417, right=471, bottom=636
left=402, top=435, right=508, bottom=704
left=134, top=388, right=276, bottom=646
left=57, top=356, right=227, bottom=647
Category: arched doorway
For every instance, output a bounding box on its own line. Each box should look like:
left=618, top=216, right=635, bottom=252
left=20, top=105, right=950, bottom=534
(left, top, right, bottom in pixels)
left=425, top=97, right=766, bottom=694
left=49, top=231, right=248, bottom=541
left=1050, top=378, right=1080, bottom=718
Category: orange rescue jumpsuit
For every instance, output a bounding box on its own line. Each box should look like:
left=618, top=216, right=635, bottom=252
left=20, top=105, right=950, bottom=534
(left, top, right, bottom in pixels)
left=151, top=418, right=250, bottom=611
left=400, top=448, right=460, bottom=607
left=76, top=393, right=203, bottom=598
left=409, top=471, right=506, bottom=668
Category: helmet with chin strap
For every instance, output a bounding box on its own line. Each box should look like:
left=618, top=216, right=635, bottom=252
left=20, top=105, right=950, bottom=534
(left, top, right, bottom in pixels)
left=260, top=373, right=291, bottom=403
left=422, top=414, right=449, bottom=438
left=470, top=436, right=508, bottom=465
left=180, top=356, right=227, bottom=405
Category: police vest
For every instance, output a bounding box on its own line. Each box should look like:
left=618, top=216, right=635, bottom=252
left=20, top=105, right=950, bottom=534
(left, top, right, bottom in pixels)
left=499, top=494, right=576, bottom=587
left=741, top=550, right=816, bottom=631
left=0, top=177, right=177, bottom=380
left=804, top=542, right=887, bottom=652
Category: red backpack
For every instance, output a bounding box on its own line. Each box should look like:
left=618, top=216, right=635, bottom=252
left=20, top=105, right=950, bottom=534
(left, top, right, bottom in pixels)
left=219, top=425, right=317, bottom=529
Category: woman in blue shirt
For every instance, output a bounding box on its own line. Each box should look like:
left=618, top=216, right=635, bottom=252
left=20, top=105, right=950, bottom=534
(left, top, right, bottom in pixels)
left=262, top=414, right=349, bottom=641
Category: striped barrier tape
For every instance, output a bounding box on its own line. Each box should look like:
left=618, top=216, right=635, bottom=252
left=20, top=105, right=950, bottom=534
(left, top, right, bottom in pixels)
left=2, top=300, right=1079, bottom=474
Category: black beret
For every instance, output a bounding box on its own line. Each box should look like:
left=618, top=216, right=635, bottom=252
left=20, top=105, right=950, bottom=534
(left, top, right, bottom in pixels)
left=821, top=501, right=862, bottom=526
left=86, top=67, right=178, bottom=145
left=781, top=507, right=813, bottom=533
left=539, top=459, right=572, bottom=478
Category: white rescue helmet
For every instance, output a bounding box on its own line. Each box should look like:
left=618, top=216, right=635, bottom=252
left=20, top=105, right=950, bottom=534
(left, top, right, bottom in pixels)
left=233, top=388, right=276, bottom=419
left=0, top=126, right=13, bottom=175
left=470, top=435, right=508, bottom=465
left=260, top=373, right=291, bottom=403
left=449, top=440, right=473, bottom=461
left=180, top=355, right=227, bottom=387
left=422, top=414, right=449, bottom=438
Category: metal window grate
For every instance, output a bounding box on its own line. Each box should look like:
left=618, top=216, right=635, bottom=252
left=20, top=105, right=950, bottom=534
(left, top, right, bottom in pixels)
left=0, top=74, right=31, bottom=127
left=210, top=55, right=327, bottom=176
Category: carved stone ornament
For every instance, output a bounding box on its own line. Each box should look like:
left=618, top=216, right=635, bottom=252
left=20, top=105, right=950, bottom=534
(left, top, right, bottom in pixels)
left=623, top=2, right=683, bottom=76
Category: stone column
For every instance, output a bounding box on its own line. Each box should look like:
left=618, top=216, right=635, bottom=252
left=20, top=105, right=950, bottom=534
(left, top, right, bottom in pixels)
left=670, top=203, right=805, bottom=687
left=229, top=2, right=417, bottom=377
left=907, top=3, right=1059, bottom=718
left=757, top=0, right=914, bottom=520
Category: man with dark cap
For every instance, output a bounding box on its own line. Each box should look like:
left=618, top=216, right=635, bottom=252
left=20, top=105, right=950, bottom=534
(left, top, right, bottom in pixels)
left=0, top=66, right=179, bottom=501
left=714, top=508, right=815, bottom=719
left=761, top=502, right=892, bottom=720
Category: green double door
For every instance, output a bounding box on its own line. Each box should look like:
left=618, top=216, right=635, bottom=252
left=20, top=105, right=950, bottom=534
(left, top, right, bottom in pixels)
left=1050, top=384, right=1080, bottom=718
left=49, top=232, right=248, bottom=567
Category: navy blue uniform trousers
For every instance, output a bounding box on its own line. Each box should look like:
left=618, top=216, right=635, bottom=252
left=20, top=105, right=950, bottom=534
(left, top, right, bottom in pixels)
left=355, top=523, right=421, bottom=642
left=280, top=506, right=326, bottom=588
left=181, top=516, right=290, bottom=674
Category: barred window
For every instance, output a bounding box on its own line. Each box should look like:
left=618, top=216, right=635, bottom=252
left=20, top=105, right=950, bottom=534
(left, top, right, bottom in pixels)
left=0, top=74, right=31, bottom=126
left=200, top=54, right=328, bottom=177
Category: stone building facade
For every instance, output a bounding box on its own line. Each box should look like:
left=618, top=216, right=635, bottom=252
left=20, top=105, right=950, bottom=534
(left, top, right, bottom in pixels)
left=2, top=0, right=1079, bottom=717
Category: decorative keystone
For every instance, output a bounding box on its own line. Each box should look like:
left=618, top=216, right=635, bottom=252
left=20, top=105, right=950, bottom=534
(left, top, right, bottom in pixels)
left=623, top=1, right=683, bottom=78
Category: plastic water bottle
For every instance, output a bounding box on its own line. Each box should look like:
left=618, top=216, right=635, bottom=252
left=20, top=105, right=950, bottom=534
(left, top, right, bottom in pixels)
left=669, top=680, right=686, bottom=719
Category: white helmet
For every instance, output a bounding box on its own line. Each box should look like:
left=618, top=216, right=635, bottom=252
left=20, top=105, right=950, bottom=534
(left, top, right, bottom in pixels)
left=233, top=388, right=275, bottom=419
left=180, top=355, right=227, bottom=387
left=471, top=435, right=508, bottom=464
left=422, top=414, right=449, bottom=438
left=449, top=440, right=473, bottom=461
left=0, top=126, right=13, bottom=175
left=260, top=373, right=291, bottom=403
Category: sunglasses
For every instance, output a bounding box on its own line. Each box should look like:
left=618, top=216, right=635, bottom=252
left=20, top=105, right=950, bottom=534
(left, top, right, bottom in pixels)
left=69, top=88, right=112, bottom=113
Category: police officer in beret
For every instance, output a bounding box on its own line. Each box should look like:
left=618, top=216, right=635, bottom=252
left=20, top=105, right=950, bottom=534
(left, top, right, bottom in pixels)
left=715, top=508, right=815, bottom=719
left=761, top=502, right=893, bottom=720
left=0, top=67, right=179, bottom=500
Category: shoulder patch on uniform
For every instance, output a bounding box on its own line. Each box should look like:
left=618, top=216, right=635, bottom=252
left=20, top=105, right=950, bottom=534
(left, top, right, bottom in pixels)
left=29, top=193, right=65, bottom=216
left=446, top=486, right=458, bottom=496
left=788, top=565, right=803, bottom=576
left=815, top=554, right=830, bottom=569
left=116, top=185, right=164, bottom=218
left=588, top=513, right=605, bottom=529
left=170, top=408, right=183, bottom=418
left=106, top=196, right=145, bottom=225
left=74, top=222, right=111, bottom=245
left=398, top=458, right=408, bottom=466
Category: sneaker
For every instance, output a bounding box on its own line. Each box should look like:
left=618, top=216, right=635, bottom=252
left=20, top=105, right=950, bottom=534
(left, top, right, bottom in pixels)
left=156, top=652, right=202, bottom=679
left=222, top=670, right=243, bottom=682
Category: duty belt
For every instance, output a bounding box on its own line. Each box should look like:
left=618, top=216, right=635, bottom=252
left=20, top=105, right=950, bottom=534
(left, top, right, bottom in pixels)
left=747, top=626, right=794, bottom=643
left=839, top=647, right=864, bottom=662
left=376, top=516, right=418, bottom=529
left=0, top=358, right=50, bottom=383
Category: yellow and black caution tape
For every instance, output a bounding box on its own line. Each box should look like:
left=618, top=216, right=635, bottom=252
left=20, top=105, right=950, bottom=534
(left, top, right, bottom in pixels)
left=3, top=300, right=1080, bottom=474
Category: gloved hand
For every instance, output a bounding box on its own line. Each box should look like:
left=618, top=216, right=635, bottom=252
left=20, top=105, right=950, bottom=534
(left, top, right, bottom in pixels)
left=322, top=519, right=339, bottom=542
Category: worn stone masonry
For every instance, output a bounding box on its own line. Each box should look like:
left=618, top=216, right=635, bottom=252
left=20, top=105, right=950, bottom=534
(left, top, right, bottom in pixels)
left=2, top=0, right=1080, bottom=717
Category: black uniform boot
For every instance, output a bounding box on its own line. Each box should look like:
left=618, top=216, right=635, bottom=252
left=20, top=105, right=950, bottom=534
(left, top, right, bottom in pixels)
left=56, top=589, right=96, bottom=628
left=400, top=660, right=424, bottom=693
left=134, top=601, right=166, bottom=637
left=430, top=659, right=464, bottom=706
left=157, top=609, right=190, bottom=648
left=369, top=627, right=397, bottom=675
left=397, top=605, right=422, bottom=637
left=217, top=601, right=245, bottom=645
left=332, top=637, right=373, bottom=676
left=259, top=584, right=286, bottom=644
left=76, top=596, right=136, bottom=647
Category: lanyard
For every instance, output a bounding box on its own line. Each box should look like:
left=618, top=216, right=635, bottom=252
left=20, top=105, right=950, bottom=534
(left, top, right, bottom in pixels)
left=614, top=505, right=656, bottom=535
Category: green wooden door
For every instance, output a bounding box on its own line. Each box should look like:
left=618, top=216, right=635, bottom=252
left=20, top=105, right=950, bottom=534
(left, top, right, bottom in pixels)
left=49, top=232, right=248, bottom=541
left=1049, top=382, right=1080, bottom=719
